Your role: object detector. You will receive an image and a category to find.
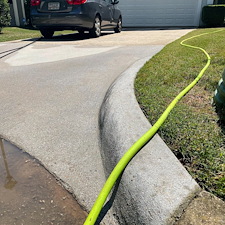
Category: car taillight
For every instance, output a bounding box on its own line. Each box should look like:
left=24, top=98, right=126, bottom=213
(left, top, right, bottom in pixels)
left=66, top=0, right=86, bottom=5
left=31, top=0, right=41, bottom=6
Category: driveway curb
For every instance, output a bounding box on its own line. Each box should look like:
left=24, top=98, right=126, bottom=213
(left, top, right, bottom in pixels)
left=99, top=56, right=201, bottom=224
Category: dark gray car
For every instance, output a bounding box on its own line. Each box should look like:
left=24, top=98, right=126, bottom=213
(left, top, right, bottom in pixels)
left=30, top=0, right=122, bottom=38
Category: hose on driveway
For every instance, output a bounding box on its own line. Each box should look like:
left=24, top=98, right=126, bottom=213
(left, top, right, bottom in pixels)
left=83, top=29, right=224, bottom=225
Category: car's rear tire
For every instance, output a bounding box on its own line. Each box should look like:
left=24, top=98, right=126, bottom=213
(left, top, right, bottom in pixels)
left=78, top=28, right=85, bottom=35
left=114, top=17, right=122, bottom=33
left=40, top=29, right=54, bottom=39
left=89, top=16, right=101, bottom=38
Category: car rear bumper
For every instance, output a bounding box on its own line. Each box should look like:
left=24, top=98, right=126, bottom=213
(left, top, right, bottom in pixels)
left=31, top=12, right=93, bottom=30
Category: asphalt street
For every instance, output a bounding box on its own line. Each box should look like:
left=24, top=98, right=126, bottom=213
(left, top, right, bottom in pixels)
left=0, top=29, right=193, bottom=224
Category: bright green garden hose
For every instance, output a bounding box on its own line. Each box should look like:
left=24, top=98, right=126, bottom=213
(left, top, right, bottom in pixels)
left=83, top=29, right=223, bottom=225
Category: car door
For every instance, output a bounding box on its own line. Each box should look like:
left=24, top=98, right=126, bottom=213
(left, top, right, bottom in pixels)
left=99, top=0, right=114, bottom=28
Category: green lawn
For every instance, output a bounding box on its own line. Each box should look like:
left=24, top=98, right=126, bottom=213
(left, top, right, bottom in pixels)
left=135, top=28, right=225, bottom=200
left=0, top=27, right=76, bottom=42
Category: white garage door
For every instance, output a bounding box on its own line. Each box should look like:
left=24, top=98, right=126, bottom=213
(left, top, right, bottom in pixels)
left=119, top=0, right=203, bottom=27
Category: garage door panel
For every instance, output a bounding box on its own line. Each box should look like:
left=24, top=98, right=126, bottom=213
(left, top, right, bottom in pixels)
left=119, top=0, right=201, bottom=27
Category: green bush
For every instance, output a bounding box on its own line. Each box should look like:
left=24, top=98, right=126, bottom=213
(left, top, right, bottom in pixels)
left=215, top=0, right=225, bottom=4
left=0, top=0, right=11, bottom=32
left=202, top=5, right=225, bottom=26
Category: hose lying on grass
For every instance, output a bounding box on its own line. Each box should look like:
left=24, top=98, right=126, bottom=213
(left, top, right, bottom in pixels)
left=83, top=29, right=224, bottom=225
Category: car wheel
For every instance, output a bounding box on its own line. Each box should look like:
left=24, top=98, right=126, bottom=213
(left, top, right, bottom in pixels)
left=78, top=28, right=85, bottom=35
left=40, top=29, right=54, bottom=39
left=114, top=17, right=122, bottom=33
left=89, top=16, right=101, bottom=38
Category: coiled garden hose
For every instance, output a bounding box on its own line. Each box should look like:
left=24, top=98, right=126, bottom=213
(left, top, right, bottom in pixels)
left=83, top=29, right=223, bottom=225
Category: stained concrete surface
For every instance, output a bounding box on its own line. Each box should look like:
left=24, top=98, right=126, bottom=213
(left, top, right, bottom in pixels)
left=0, top=138, right=87, bottom=225
left=176, top=191, right=225, bottom=225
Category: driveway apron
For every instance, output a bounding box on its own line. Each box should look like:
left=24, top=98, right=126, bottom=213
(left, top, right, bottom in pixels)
left=0, top=29, right=193, bottom=224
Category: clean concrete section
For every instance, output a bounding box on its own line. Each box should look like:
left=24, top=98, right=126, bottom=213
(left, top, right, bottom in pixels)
left=99, top=57, right=201, bottom=225
left=5, top=45, right=118, bottom=66
left=0, top=29, right=193, bottom=224
left=0, top=40, right=38, bottom=59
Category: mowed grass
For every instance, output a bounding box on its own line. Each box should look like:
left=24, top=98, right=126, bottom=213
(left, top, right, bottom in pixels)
left=135, top=28, right=225, bottom=200
left=0, top=27, right=76, bottom=42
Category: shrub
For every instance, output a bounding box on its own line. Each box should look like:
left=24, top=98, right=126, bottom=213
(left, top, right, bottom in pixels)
left=202, top=5, right=225, bottom=26
left=0, top=0, right=11, bottom=32
left=215, top=0, right=225, bottom=4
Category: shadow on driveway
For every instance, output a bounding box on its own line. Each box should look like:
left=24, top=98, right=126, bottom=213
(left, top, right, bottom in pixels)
left=38, top=31, right=114, bottom=42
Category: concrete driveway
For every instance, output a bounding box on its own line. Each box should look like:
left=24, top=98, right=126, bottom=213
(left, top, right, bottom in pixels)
left=0, top=29, right=193, bottom=224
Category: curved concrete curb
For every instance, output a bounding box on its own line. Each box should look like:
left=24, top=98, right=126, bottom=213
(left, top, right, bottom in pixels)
left=99, top=56, right=201, bottom=224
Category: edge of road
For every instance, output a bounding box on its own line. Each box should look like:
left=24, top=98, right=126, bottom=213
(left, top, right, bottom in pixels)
left=99, top=55, right=225, bottom=224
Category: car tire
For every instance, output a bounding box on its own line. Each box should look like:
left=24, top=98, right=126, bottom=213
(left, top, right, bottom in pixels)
left=40, top=29, right=54, bottom=39
left=78, top=28, right=85, bottom=35
left=114, top=17, right=122, bottom=33
left=89, top=16, right=101, bottom=38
